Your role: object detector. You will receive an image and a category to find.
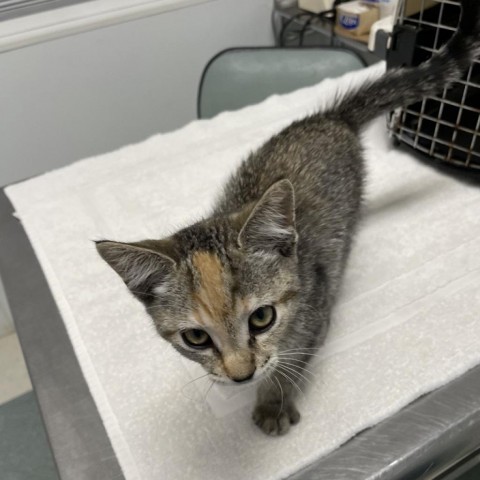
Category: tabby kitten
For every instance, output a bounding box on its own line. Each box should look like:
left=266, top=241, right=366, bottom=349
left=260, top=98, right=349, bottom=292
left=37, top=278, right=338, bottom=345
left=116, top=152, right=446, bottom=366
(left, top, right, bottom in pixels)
left=97, top=0, right=480, bottom=436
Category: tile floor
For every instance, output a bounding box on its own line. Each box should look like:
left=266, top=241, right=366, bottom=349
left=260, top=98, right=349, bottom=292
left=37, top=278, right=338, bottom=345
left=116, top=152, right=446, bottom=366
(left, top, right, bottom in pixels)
left=0, top=329, right=60, bottom=480
left=0, top=331, right=32, bottom=406
left=0, top=391, right=59, bottom=480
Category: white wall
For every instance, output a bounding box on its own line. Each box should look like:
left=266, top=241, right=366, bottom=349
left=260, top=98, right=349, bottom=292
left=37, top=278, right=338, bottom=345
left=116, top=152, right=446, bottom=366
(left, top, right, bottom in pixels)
left=0, top=0, right=274, bottom=187
left=0, top=0, right=274, bottom=335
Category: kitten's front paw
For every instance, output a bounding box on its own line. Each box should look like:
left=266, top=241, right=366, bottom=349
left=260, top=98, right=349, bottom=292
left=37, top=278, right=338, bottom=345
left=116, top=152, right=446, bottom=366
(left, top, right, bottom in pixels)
left=252, top=402, right=300, bottom=436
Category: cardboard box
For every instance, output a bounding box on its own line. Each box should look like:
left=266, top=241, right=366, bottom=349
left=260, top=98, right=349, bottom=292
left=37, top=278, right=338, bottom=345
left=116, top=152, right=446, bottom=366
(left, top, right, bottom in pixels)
left=334, top=25, right=370, bottom=44
left=298, top=0, right=334, bottom=14
left=361, top=0, right=437, bottom=17
left=403, top=0, right=436, bottom=17
left=336, top=1, right=379, bottom=37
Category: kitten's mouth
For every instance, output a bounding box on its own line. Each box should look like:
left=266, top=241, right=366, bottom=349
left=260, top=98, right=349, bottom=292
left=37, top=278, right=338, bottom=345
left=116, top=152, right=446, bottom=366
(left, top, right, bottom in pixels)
left=209, top=357, right=273, bottom=385
left=230, top=375, right=263, bottom=387
left=212, top=375, right=260, bottom=386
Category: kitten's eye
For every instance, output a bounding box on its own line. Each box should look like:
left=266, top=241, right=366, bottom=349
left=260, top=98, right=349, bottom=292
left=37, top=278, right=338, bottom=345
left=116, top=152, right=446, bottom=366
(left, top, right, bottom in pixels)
left=249, top=306, right=276, bottom=334
left=182, top=329, right=212, bottom=349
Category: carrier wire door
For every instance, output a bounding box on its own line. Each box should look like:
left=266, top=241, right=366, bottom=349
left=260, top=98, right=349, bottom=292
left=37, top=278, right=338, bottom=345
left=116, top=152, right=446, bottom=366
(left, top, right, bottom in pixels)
left=387, top=0, right=480, bottom=170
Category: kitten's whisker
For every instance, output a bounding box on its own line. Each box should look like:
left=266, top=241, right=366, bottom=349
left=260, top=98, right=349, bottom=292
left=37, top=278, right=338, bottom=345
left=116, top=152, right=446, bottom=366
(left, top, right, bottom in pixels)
left=278, top=351, right=323, bottom=358
left=265, top=374, right=276, bottom=390
left=277, top=362, right=314, bottom=386
left=275, top=357, right=312, bottom=366
left=203, top=381, right=215, bottom=403
left=276, top=365, right=302, bottom=386
left=180, top=390, right=196, bottom=401
left=279, top=349, right=321, bottom=356
left=278, top=364, right=310, bottom=385
left=275, top=377, right=284, bottom=419
left=281, top=361, right=327, bottom=388
left=276, top=359, right=318, bottom=378
left=281, top=347, right=320, bottom=352
left=275, top=367, right=305, bottom=397
left=180, top=372, right=210, bottom=399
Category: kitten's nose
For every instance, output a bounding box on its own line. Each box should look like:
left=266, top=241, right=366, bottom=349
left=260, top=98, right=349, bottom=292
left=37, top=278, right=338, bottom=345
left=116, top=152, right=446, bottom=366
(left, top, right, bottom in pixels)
left=232, top=371, right=255, bottom=383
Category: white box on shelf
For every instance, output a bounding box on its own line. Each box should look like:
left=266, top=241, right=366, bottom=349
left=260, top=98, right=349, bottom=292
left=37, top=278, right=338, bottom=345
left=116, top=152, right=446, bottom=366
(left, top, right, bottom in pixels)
left=298, top=0, right=334, bottom=14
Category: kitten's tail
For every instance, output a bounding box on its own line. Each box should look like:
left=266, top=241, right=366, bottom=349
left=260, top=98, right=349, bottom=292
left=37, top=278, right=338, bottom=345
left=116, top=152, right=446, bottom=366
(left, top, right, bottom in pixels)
left=329, top=0, right=480, bottom=130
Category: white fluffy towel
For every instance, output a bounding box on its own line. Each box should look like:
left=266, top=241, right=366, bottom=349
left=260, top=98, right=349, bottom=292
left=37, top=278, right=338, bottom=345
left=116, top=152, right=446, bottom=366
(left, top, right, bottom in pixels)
left=6, top=63, right=480, bottom=480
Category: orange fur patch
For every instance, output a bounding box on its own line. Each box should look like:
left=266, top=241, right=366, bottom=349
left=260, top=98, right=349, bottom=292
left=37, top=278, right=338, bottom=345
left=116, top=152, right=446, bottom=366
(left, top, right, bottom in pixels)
left=192, top=252, right=228, bottom=325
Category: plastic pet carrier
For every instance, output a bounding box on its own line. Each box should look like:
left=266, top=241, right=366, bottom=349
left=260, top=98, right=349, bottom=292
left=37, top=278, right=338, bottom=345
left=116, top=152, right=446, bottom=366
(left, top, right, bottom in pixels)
left=387, top=0, right=480, bottom=170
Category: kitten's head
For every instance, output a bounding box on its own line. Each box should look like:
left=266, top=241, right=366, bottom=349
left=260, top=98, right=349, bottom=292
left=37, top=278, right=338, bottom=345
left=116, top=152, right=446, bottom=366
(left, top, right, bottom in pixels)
left=96, top=180, right=300, bottom=384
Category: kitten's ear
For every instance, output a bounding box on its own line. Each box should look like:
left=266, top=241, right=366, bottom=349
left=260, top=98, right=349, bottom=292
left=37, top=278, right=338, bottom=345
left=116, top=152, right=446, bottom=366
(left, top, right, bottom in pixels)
left=238, top=179, right=297, bottom=256
left=95, top=240, right=176, bottom=304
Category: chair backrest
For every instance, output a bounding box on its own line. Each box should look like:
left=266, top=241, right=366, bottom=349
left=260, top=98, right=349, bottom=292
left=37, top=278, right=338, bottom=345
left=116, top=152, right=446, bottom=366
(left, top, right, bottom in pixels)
left=198, top=47, right=366, bottom=119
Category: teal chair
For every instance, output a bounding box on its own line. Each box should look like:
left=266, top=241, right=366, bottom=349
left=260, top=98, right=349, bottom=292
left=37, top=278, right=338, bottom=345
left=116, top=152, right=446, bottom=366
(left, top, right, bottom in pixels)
left=197, top=47, right=366, bottom=119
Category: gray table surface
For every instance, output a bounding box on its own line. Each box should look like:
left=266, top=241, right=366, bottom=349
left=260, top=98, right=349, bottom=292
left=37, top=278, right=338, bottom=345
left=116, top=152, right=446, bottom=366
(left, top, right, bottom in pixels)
left=1, top=187, right=480, bottom=480
left=0, top=190, right=123, bottom=480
